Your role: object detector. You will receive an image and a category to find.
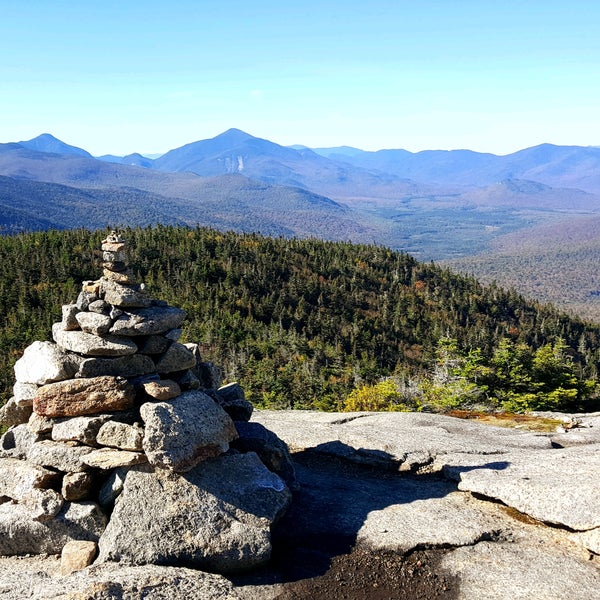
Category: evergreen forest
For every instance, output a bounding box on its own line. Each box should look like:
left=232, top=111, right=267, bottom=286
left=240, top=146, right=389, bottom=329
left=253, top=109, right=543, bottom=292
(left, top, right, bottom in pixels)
left=1, top=226, right=600, bottom=414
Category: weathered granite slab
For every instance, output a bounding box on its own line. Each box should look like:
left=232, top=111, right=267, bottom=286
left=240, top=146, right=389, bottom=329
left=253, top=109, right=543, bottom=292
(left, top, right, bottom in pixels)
left=82, top=448, right=147, bottom=470
left=0, top=457, right=57, bottom=500
left=51, top=414, right=111, bottom=445
left=76, top=354, right=156, bottom=378
left=52, top=323, right=138, bottom=356
left=140, top=391, right=237, bottom=472
left=26, top=440, right=94, bottom=473
left=0, top=561, right=239, bottom=600
left=0, top=501, right=107, bottom=555
left=97, top=454, right=290, bottom=573
left=439, top=445, right=600, bottom=531
left=13, top=341, right=81, bottom=386
left=109, top=306, right=186, bottom=336
left=441, top=540, right=600, bottom=600
left=252, top=410, right=553, bottom=470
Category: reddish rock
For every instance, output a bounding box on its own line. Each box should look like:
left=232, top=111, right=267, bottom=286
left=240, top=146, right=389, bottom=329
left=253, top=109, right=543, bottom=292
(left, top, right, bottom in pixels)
left=60, top=540, right=97, bottom=575
left=33, top=376, right=135, bottom=418
left=142, top=379, right=181, bottom=401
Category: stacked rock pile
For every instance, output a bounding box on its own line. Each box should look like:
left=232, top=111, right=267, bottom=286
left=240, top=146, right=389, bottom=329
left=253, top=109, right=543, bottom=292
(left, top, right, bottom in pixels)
left=0, top=232, right=295, bottom=574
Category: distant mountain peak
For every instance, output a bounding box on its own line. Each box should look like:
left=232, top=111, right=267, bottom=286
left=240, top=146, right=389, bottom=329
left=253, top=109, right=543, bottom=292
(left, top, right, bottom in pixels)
left=19, top=134, right=91, bottom=158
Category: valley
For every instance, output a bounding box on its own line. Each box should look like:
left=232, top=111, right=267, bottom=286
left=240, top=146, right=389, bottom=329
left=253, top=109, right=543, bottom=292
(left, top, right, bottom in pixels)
left=2, top=129, right=600, bottom=320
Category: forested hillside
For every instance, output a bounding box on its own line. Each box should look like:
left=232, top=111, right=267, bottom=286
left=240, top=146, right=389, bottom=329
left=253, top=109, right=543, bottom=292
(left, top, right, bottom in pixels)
left=1, top=226, right=599, bottom=413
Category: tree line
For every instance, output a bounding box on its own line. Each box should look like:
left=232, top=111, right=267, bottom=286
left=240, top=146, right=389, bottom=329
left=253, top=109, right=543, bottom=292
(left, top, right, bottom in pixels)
left=1, top=225, right=599, bottom=413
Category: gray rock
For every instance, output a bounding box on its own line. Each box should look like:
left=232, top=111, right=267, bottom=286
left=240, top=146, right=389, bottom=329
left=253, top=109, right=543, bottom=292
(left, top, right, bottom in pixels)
left=0, top=560, right=238, bottom=600
left=52, top=414, right=111, bottom=445
left=173, top=369, right=202, bottom=390
left=109, top=306, right=186, bottom=337
left=441, top=540, right=600, bottom=600
left=96, top=421, right=144, bottom=451
left=140, top=391, right=238, bottom=472
left=82, top=448, right=147, bottom=470
left=62, top=471, right=95, bottom=501
left=233, top=421, right=297, bottom=490
left=154, top=342, right=197, bottom=374
left=98, top=466, right=129, bottom=509
left=61, top=303, right=80, bottom=330
left=27, top=440, right=94, bottom=473
left=195, top=361, right=223, bottom=389
left=0, top=501, right=106, bottom=555
left=76, top=353, right=156, bottom=378
left=13, top=341, right=81, bottom=386
left=0, top=397, right=32, bottom=427
left=136, top=334, right=171, bottom=355
left=100, top=279, right=152, bottom=308
left=20, top=488, right=64, bottom=521
left=52, top=323, right=138, bottom=357
left=97, top=453, right=291, bottom=572
left=12, top=382, right=38, bottom=405
left=166, top=328, right=183, bottom=341
left=440, top=445, right=600, bottom=531
left=0, top=457, right=58, bottom=500
left=0, top=424, right=40, bottom=459
left=27, top=412, right=55, bottom=435
left=75, top=311, right=113, bottom=335
left=88, top=299, right=110, bottom=314
left=76, top=290, right=98, bottom=311
left=252, top=410, right=554, bottom=471
left=217, top=383, right=254, bottom=422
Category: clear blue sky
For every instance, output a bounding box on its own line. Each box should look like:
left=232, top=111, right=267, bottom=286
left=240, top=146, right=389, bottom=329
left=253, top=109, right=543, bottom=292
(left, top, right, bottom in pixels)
left=1, top=0, right=598, bottom=156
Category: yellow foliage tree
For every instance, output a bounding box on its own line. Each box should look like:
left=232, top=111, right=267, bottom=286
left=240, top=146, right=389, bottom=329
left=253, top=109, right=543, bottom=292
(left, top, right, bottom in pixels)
left=341, top=379, right=412, bottom=412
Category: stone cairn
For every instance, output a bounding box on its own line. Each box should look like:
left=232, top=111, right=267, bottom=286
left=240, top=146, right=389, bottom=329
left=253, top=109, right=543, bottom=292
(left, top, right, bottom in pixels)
left=0, top=232, right=295, bottom=575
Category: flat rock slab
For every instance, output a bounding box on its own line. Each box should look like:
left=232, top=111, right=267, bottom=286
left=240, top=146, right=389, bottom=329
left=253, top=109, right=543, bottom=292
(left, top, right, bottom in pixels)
left=441, top=540, right=600, bottom=600
left=34, top=376, right=136, bottom=418
left=82, top=448, right=147, bottom=469
left=252, top=410, right=553, bottom=470
left=280, top=452, right=502, bottom=556
left=26, top=440, right=94, bottom=473
left=440, top=445, right=600, bottom=531
left=109, top=305, right=186, bottom=336
left=0, top=501, right=106, bottom=555
left=76, top=354, right=156, bottom=378
left=0, top=560, right=239, bottom=600
left=52, top=323, right=138, bottom=356
left=140, top=390, right=238, bottom=472
left=97, top=453, right=291, bottom=573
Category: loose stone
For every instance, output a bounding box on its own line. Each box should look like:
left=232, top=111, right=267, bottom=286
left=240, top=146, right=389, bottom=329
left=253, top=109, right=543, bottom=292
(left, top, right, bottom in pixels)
left=75, top=311, right=113, bottom=336
left=82, top=448, right=147, bottom=470
left=96, top=421, right=144, bottom=451
left=141, top=379, right=181, bottom=401
left=62, top=471, right=95, bottom=501
left=61, top=304, right=80, bottom=330
left=60, top=540, right=97, bottom=575
left=155, top=342, right=197, bottom=375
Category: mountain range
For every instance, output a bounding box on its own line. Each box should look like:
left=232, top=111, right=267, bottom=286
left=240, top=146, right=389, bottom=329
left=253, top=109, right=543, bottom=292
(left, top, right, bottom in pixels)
left=2, top=128, right=600, bottom=261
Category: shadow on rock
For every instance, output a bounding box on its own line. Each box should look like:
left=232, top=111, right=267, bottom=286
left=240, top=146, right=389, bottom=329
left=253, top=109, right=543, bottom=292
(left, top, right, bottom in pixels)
left=230, top=443, right=510, bottom=589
